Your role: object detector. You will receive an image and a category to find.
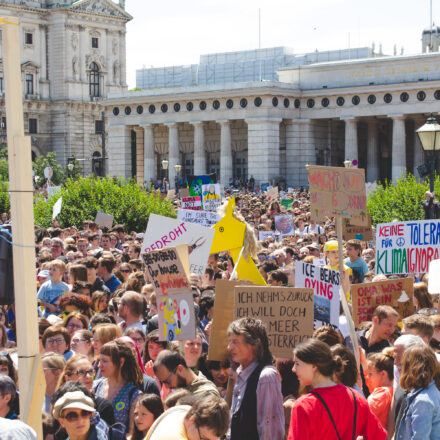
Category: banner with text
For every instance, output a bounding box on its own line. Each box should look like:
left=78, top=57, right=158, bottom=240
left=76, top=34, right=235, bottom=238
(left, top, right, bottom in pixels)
left=201, top=183, right=222, bottom=211
left=177, top=209, right=220, bottom=228
left=142, top=214, right=214, bottom=276
left=376, top=220, right=440, bottom=274
left=343, top=216, right=373, bottom=241
left=295, top=261, right=340, bottom=328
left=275, top=215, right=294, bottom=236
left=351, top=277, right=414, bottom=326
left=307, top=165, right=368, bottom=225
left=181, top=196, right=202, bottom=210
left=234, top=286, right=314, bottom=358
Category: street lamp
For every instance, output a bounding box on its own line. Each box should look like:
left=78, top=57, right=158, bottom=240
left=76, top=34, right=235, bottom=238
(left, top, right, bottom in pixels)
left=174, top=164, right=182, bottom=191
left=416, top=114, right=440, bottom=193
left=343, top=160, right=351, bottom=168
left=161, top=159, right=169, bottom=191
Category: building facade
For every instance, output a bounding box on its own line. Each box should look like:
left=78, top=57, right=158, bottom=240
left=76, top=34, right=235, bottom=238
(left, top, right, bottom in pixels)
left=0, top=0, right=131, bottom=174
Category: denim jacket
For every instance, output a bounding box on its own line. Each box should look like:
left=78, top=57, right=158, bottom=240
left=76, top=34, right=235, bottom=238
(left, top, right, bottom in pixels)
left=396, top=380, right=440, bottom=440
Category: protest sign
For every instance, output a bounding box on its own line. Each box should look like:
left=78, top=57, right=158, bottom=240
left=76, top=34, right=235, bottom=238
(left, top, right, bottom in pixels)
left=207, top=280, right=253, bottom=362
left=375, top=219, right=440, bottom=274
left=142, top=214, right=214, bottom=275
left=259, top=231, right=276, bottom=241
left=233, top=286, right=314, bottom=358
left=275, top=215, right=294, bottom=236
left=343, top=216, right=373, bottom=241
left=177, top=209, right=220, bottom=227
left=181, top=196, right=202, bottom=210
left=179, top=188, right=190, bottom=198
left=188, top=174, right=216, bottom=197
left=295, top=261, right=340, bottom=328
left=52, top=197, right=62, bottom=219
left=266, top=186, right=279, bottom=201
left=351, top=277, right=414, bottom=326
left=281, top=199, right=294, bottom=210
left=142, top=245, right=195, bottom=341
left=201, top=183, right=221, bottom=211
left=307, top=165, right=367, bottom=226
left=428, top=259, right=440, bottom=294
left=166, top=189, right=176, bottom=200
left=95, top=211, right=114, bottom=229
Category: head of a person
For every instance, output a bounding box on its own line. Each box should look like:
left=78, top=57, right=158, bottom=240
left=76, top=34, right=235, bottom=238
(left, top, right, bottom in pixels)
left=130, top=394, right=164, bottom=439
left=42, top=352, right=66, bottom=391
left=345, top=239, right=362, bottom=259
left=402, top=313, right=434, bottom=343
left=58, top=354, right=95, bottom=391
left=98, top=340, right=143, bottom=386
left=97, top=255, right=116, bottom=277
left=142, top=329, right=169, bottom=364
left=400, top=344, right=440, bottom=391
left=267, top=269, right=288, bottom=286
left=153, top=349, right=189, bottom=389
left=0, top=351, right=17, bottom=384
left=0, top=375, right=16, bottom=417
left=69, top=264, right=88, bottom=285
left=183, top=332, right=203, bottom=369
left=91, top=290, right=108, bottom=313
left=313, top=325, right=342, bottom=346
left=324, top=240, right=339, bottom=265
left=183, top=396, right=230, bottom=440
left=128, top=243, right=141, bottom=260
left=393, top=334, right=425, bottom=370
left=120, top=262, right=133, bottom=280
left=292, top=338, right=342, bottom=388
left=70, top=329, right=93, bottom=358
left=49, top=259, right=66, bottom=281
left=413, top=282, right=433, bottom=311
left=366, top=348, right=394, bottom=392
left=118, top=291, right=145, bottom=321
left=425, top=190, right=432, bottom=201
left=125, top=327, right=146, bottom=356
left=92, top=323, right=122, bottom=356
left=51, top=238, right=64, bottom=258
left=330, top=344, right=358, bottom=387
left=63, top=312, right=89, bottom=336
left=371, top=305, right=399, bottom=341
left=227, top=318, right=273, bottom=367
left=53, top=390, right=95, bottom=439
left=205, top=360, right=230, bottom=388
left=43, top=326, right=71, bottom=355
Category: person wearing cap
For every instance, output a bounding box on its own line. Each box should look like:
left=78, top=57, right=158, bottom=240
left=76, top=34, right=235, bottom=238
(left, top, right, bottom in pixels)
left=53, top=390, right=100, bottom=440
left=324, top=240, right=352, bottom=276
left=306, top=243, right=320, bottom=258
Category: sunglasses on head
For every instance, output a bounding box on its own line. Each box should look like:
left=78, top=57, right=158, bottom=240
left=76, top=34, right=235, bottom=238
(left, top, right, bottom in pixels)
left=63, top=410, right=93, bottom=422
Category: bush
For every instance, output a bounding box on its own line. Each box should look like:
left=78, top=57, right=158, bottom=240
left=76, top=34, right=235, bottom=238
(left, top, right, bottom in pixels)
left=0, top=182, right=9, bottom=214
left=34, top=176, right=176, bottom=231
left=33, top=152, right=66, bottom=187
left=367, top=173, right=439, bottom=225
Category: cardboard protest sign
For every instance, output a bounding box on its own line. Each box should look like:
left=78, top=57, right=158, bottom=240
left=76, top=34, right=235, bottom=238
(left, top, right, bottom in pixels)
left=307, top=165, right=368, bottom=226
left=179, top=188, right=190, bottom=198
left=266, top=186, right=279, bottom=201
left=259, top=231, right=276, bottom=241
left=375, top=220, right=440, bottom=274
left=95, top=212, right=114, bottom=229
left=142, top=245, right=195, bottom=341
left=188, top=174, right=216, bottom=197
left=166, top=189, right=176, bottom=200
left=295, top=261, right=340, bottom=328
left=177, top=209, right=220, bottom=228
left=142, top=214, right=214, bottom=276
left=201, top=183, right=221, bottom=211
left=428, top=259, right=440, bottom=294
left=234, top=286, right=314, bottom=358
left=207, top=280, right=253, bottom=362
left=275, top=215, right=294, bottom=236
left=181, top=196, right=202, bottom=211
left=343, top=216, right=373, bottom=241
left=52, top=197, right=62, bottom=219
left=351, top=277, right=414, bottom=326
left=281, top=199, right=294, bottom=210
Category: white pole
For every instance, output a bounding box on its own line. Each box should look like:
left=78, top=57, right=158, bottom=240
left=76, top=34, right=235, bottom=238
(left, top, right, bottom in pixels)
left=1, top=16, right=44, bottom=437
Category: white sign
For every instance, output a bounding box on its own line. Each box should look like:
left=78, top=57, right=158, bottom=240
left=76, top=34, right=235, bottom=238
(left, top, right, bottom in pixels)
left=141, top=214, right=214, bottom=276
left=428, top=259, right=440, bottom=294
left=181, top=196, right=202, bottom=210
left=95, top=212, right=114, bottom=229
left=313, top=258, right=326, bottom=267
left=201, top=183, right=221, bottom=211
left=258, top=231, right=276, bottom=241
left=177, top=209, right=220, bottom=228
left=275, top=215, right=294, bottom=236
left=44, top=166, right=53, bottom=180
left=52, top=197, right=62, bottom=220
left=295, top=261, right=340, bottom=329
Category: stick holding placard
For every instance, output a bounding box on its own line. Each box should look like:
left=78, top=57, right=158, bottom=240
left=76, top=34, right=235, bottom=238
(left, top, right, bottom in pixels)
left=336, top=216, right=360, bottom=366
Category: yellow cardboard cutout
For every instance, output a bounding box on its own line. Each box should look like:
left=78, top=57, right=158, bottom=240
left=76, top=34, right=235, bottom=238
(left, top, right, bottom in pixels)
left=211, top=198, right=266, bottom=285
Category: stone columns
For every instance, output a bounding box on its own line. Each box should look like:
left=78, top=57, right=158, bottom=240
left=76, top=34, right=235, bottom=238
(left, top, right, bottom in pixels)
left=366, top=119, right=379, bottom=182
left=413, top=118, right=425, bottom=176
left=192, top=121, right=206, bottom=175
left=391, top=115, right=406, bottom=181
left=143, top=124, right=156, bottom=184
left=246, top=118, right=282, bottom=184
left=39, top=25, right=47, bottom=81
left=119, top=30, right=126, bottom=85
left=107, top=125, right=131, bottom=178
left=166, top=123, right=179, bottom=187
left=285, top=119, right=315, bottom=187
left=343, top=117, right=358, bottom=161
left=219, top=120, right=233, bottom=187
left=79, top=25, right=86, bottom=82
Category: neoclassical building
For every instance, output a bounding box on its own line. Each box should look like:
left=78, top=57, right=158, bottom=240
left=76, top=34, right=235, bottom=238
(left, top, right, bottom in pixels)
left=0, top=0, right=131, bottom=174
left=105, top=34, right=440, bottom=188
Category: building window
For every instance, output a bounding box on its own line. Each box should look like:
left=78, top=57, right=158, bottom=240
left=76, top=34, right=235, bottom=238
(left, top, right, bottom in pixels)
left=95, top=120, right=104, bottom=134
left=29, top=118, right=37, bottom=134
left=25, top=74, right=34, bottom=95
left=1, top=117, right=6, bottom=130
left=0, top=72, right=3, bottom=93
left=89, top=62, right=100, bottom=97
left=25, top=32, right=33, bottom=45
left=92, top=37, right=99, bottom=48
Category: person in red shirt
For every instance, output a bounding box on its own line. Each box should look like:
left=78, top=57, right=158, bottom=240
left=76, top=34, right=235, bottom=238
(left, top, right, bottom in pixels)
left=288, top=338, right=386, bottom=440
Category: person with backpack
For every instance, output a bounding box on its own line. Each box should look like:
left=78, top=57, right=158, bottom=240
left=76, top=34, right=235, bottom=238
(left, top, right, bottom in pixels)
left=288, top=339, right=386, bottom=440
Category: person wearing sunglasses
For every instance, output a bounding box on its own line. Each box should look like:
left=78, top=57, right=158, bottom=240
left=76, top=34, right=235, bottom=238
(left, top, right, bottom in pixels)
left=119, top=263, right=132, bottom=282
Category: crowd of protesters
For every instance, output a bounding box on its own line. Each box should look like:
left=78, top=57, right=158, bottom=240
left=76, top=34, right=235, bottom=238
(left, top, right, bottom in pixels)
left=0, top=185, right=440, bottom=439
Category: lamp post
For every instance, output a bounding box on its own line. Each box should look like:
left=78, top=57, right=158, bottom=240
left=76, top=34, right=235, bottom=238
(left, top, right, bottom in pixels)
left=174, top=164, right=181, bottom=191
left=416, top=114, right=440, bottom=193
left=343, top=160, right=351, bottom=168
left=161, top=159, right=169, bottom=191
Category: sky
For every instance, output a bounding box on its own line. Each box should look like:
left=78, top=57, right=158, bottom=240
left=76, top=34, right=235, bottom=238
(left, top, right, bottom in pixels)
left=124, top=0, right=438, bottom=88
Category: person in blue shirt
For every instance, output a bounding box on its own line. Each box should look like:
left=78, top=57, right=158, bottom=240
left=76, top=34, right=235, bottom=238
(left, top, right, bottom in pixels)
left=37, top=260, right=69, bottom=317
left=344, top=239, right=369, bottom=283
left=97, top=254, right=121, bottom=294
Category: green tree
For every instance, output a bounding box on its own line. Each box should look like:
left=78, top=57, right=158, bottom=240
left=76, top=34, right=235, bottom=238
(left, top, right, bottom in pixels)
left=33, top=152, right=65, bottom=187
left=0, top=149, right=8, bottom=182
left=0, top=182, right=9, bottom=214
left=66, top=155, right=83, bottom=180
left=34, top=176, right=176, bottom=231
